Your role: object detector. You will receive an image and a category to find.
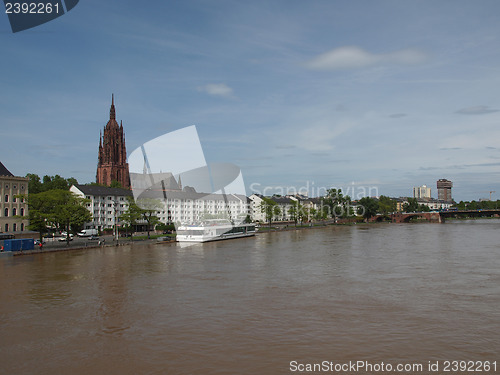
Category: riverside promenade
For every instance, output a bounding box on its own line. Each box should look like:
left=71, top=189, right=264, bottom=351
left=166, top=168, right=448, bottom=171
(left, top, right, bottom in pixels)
left=3, top=233, right=176, bottom=257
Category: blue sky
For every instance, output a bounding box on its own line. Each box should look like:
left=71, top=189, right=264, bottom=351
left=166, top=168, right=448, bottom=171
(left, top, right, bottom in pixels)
left=1, top=0, right=500, bottom=201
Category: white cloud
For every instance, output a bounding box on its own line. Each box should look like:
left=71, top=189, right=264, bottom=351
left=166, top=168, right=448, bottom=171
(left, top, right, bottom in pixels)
left=455, top=105, right=499, bottom=115
left=292, top=118, right=357, bottom=152
left=305, top=46, right=427, bottom=70
left=197, top=83, right=234, bottom=98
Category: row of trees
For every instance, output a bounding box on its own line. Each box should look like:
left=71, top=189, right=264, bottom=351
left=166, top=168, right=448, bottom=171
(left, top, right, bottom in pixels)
left=23, top=174, right=165, bottom=241
left=24, top=172, right=167, bottom=236
left=455, top=199, right=500, bottom=210
left=26, top=174, right=78, bottom=195
left=26, top=189, right=91, bottom=243
left=119, top=198, right=162, bottom=240
left=260, top=189, right=390, bottom=225
left=259, top=193, right=428, bottom=224
left=25, top=191, right=167, bottom=242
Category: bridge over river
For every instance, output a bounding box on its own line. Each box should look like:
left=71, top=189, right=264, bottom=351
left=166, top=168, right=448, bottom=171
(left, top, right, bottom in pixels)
left=388, top=209, right=500, bottom=223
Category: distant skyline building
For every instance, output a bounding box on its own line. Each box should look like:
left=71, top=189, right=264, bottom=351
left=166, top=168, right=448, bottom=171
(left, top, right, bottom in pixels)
left=413, top=185, right=431, bottom=199
left=437, top=179, right=453, bottom=202
left=96, top=95, right=130, bottom=189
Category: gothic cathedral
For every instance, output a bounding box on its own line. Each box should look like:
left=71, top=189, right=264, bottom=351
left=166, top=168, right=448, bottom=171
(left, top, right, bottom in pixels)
left=96, top=95, right=131, bottom=189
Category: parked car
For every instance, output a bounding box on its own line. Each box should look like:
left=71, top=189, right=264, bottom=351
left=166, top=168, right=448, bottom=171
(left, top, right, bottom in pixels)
left=77, top=229, right=98, bottom=237
left=58, top=236, right=73, bottom=242
left=87, top=236, right=100, bottom=241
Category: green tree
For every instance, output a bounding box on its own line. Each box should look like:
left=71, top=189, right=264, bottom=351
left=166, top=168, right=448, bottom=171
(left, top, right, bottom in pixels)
left=309, top=207, right=320, bottom=221
left=110, top=180, right=123, bottom=189
left=137, top=198, right=162, bottom=239
left=26, top=173, right=78, bottom=193
left=468, top=200, right=478, bottom=210
left=261, top=197, right=281, bottom=228
left=323, top=188, right=352, bottom=219
left=378, top=195, right=397, bottom=215
left=24, top=190, right=91, bottom=243
left=288, top=202, right=299, bottom=227
left=52, top=192, right=92, bottom=244
left=26, top=173, right=43, bottom=194
left=23, top=191, right=54, bottom=241
left=42, top=175, right=70, bottom=191
left=298, top=205, right=309, bottom=224
left=120, top=198, right=143, bottom=240
left=419, top=204, right=431, bottom=212
left=358, top=197, right=379, bottom=221
left=403, top=198, right=419, bottom=213
left=67, top=177, right=78, bottom=187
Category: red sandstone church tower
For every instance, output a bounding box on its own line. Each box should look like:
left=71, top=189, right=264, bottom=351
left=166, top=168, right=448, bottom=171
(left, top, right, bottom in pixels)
left=96, top=95, right=131, bottom=189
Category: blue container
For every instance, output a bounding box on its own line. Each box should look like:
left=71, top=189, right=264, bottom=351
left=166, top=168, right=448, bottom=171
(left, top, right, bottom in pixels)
left=4, top=239, right=21, bottom=251
left=21, top=239, right=34, bottom=250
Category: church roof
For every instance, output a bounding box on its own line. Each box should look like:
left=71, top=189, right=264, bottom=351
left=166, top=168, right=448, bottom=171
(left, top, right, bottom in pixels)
left=0, top=161, right=14, bottom=177
left=73, top=184, right=133, bottom=197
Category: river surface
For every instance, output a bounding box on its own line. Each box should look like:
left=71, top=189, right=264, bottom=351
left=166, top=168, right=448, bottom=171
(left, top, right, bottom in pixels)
left=1, top=220, right=499, bottom=374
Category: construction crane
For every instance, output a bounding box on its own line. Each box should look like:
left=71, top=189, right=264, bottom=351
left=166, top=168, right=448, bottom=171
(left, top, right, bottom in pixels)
left=478, top=191, right=496, bottom=201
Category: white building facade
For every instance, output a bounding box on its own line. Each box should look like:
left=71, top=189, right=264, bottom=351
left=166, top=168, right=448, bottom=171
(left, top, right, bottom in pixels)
left=72, top=184, right=251, bottom=230
left=70, top=184, right=132, bottom=230
left=0, top=162, right=29, bottom=234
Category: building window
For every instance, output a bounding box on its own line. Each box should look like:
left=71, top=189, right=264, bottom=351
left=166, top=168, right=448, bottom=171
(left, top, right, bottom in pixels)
left=4, top=195, right=8, bottom=203
left=12, top=208, right=17, bottom=216
left=13, top=185, right=17, bottom=189
left=13, top=223, right=17, bottom=231
left=4, top=208, right=8, bottom=217
left=5, top=184, right=8, bottom=189
left=4, top=223, right=8, bottom=232
left=20, top=208, right=24, bottom=216
left=21, top=223, right=24, bottom=231
left=21, top=185, right=25, bottom=190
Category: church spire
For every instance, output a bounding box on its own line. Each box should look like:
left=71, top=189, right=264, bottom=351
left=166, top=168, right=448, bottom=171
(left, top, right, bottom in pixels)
left=97, top=94, right=131, bottom=189
left=110, top=93, right=116, bottom=120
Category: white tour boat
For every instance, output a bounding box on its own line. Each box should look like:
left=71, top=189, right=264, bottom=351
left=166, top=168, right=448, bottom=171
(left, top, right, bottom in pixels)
left=176, top=220, right=256, bottom=243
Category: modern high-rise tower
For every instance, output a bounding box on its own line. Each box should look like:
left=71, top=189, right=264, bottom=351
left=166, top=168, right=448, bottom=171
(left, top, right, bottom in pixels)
left=413, top=185, right=431, bottom=199
left=437, top=179, right=453, bottom=202
left=96, top=95, right=130, bottom=189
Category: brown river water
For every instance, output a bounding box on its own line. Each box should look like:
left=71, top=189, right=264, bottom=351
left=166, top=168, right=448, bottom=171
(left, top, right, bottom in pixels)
left=1, top=220, right=499, bottom=374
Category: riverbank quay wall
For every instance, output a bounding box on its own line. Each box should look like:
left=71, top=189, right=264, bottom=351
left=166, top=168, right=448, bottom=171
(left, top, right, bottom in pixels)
left=391, top=212, right=443, bottom=223
left=390, top=209, right=500, bottom=223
